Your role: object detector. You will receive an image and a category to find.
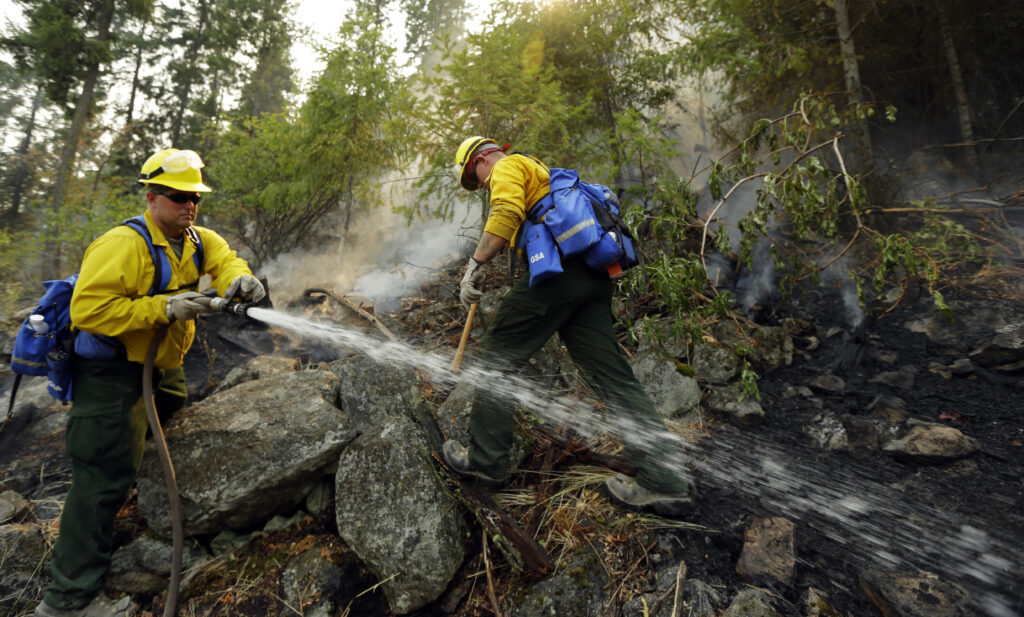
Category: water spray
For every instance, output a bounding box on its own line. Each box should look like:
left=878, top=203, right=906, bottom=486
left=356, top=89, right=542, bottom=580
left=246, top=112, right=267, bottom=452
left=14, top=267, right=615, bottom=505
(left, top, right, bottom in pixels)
left=240, top=307, right=1021, bottom=617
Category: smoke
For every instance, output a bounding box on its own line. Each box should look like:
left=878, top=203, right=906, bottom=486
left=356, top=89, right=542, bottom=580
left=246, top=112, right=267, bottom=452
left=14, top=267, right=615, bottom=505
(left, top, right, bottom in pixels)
left=817, top=252, right=865, bottom=328
left=258, top=178, right=475, bottom=312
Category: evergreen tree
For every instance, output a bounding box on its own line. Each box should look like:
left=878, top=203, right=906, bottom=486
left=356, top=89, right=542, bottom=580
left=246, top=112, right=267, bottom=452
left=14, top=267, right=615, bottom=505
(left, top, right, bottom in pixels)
left=2, top=0, right=154, bottom=278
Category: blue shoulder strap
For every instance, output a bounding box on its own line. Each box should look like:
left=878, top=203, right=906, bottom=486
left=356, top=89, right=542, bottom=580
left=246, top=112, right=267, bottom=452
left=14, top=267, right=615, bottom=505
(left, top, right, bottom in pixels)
left=122, top=215, right=204, bottom=295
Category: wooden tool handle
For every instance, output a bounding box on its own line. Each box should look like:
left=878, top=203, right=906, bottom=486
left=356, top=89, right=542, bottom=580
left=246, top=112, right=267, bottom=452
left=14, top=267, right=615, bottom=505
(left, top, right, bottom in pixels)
left=450, top=303, right=478, bottom=373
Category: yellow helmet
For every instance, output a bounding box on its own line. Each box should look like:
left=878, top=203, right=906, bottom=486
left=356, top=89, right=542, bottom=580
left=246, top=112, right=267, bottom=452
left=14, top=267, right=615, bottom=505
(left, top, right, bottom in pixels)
left=138, top=148, right=212, bottom=192
left=454, top=136, right=499, bottom=191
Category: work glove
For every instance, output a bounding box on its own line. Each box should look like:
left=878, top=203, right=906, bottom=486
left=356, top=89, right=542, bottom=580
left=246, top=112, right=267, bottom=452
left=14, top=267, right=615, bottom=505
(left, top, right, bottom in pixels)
left=224, top=274, right=266, bottom=303
left=459, top=257, right=486, bottom=309
left=165, top=291, right=214, bottom=321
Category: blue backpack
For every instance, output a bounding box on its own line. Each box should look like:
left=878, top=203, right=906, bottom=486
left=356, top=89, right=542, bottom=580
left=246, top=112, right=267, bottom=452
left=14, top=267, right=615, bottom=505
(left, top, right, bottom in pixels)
left=6, top=215, right=203, bottom=416
left=518, top=167, right=639, bottom=287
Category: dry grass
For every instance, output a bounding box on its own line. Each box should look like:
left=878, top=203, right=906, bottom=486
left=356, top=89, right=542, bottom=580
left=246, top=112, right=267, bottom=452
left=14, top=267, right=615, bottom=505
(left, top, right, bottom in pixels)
left=485, top=463, right=713, bottom=615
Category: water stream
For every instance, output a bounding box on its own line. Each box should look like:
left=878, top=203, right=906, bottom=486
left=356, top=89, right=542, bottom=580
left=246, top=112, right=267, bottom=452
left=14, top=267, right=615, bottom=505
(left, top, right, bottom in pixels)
left=247, top=306, right=1022, bottom=616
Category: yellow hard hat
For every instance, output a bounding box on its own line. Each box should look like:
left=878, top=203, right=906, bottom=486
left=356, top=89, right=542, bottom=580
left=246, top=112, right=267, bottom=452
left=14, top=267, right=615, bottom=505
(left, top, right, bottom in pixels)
left=454, top=136, right=499, bottom=191
left=138, top=148, right=212, bottom=192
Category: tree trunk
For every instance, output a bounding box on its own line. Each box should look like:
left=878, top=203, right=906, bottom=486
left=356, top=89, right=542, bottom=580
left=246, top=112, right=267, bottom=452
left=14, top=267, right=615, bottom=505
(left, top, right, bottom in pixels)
left=831, top=0, right=877, bottom=187
left=125, top=21, right=146, bottom=127
left=43, top=0, right=115, bottom=280
left=171, top=0, right=210, bottom=145
left=936, top=0, right=980, bottom=175
left=7, top=85, right=43, bottom=225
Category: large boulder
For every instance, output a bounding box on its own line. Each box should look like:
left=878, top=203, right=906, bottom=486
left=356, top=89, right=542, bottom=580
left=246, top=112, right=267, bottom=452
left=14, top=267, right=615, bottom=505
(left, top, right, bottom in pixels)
left=335, top=411, right=467, bottom=615
left=328, top=355, right=429, bottom=432
left=138, top=369, right=357, bottom=535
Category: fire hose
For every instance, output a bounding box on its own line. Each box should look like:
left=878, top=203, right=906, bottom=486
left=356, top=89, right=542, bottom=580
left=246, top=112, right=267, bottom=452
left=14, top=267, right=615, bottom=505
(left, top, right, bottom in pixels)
left=142, top=326, right=182, bottom=617
left=143, top=297, right=255, bottom=617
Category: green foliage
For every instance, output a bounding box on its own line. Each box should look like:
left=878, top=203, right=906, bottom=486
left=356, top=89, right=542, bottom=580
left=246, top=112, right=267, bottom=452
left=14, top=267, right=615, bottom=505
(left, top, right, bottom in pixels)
left=910, top=199, right=981, bottom=264
left=209, top=6, right=408, bottom=266
left=738, top=361, right=761, bottom=402
left=407, top=0, right=689, bottom=223
left=642, top=177, right=698, bottom=242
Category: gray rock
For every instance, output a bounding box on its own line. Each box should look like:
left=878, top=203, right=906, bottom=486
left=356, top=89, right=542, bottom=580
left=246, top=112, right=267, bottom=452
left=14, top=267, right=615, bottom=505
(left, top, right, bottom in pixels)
left=706, top=382, right=765, bottom=423
left=721, top=588, right=777, bottom=617
left=137, top=369, right=357, bottom=536
left=806, top=587, right=844, bottom=617
left=692, top=340, right=741, bottom=384
left=860, top=569, right=973, bottom=617
left=328, top=355, right=426, bottom=432
left=505, top=550, right=609, bottom=617
left=948, top=358, right=975, bottom=375
left=806, top=413, right=848, bottom=451
left=631, top=352, right=702, bottom=418
left=634, top=319, right=689, bottom=358
left=841, top=414, right=883, bottom=455
left=683, top=579, right=724, bottom=617
left=304, top=478, right=333, bottom=516
left=736, top=517, right=796, bottom=585
left=969, top=322, right=1024, bottom=367
left=750, top=326, right=793, bottom=370
left=867, top=395, right=907, bottom=425
left=869, top=366, right=917, bottom=389
left=210, top=529, right=252, bottom=556
left=435, top=380, right=474, bottom=445
left=622, top=564, right=720, bottom=617
left=809, top=374, right=845, bottom=394
left=264, top=511, right=305, bottom=532
left=0, top=490, right=29, bottom=524
left=0, top=523, right=48, bottom=611
left=107, top=534, right=204, bottom=595
left=278, top=548, right=343, bottom=617
left=883, top=421, right=979, bottom=463
left=215, top=355, right=300, bottom=393
left=335, top=412, right=466, bottom=615
left=0, top=377, right=67, bottom=444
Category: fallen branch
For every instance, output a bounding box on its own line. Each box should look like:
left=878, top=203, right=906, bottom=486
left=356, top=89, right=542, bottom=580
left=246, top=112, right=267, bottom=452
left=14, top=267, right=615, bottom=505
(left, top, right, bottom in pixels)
left=303, top=288, right=399, bottom=342
left=414, top=404, right=553, bottom=576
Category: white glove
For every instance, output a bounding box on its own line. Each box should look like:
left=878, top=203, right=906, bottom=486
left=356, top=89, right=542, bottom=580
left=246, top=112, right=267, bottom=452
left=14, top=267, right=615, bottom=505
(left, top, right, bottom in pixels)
left=166, top=291, right=214, bottom=321
left=224, top=274, right=266, bottom=303
left=459, top=258, right=486, bottom=309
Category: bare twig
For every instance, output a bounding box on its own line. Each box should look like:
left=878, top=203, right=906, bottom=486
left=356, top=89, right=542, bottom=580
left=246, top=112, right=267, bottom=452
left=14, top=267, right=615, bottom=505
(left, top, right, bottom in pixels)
left=832, top=136, right=863, bottom=228
left=482, top=535, right=504, bottom=617
left=670, top=560, right=688, bottom=617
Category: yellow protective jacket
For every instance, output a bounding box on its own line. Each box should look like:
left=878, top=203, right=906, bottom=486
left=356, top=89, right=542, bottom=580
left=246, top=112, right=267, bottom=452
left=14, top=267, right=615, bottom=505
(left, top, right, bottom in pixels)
left=483, top=154, right=551, bottom=244
left=70, top=210, right=254, bottom=369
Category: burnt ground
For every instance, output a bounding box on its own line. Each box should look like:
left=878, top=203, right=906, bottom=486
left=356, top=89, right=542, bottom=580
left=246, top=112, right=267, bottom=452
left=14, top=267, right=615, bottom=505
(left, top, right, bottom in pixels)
left=2, top=261, right=1023, bottom=617
left=676, top=276, right=1024, bottom=616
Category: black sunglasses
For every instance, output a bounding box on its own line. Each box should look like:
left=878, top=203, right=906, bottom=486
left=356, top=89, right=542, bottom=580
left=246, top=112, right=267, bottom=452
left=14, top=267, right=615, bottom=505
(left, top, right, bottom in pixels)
left=159, top=191, right=202, bottom=205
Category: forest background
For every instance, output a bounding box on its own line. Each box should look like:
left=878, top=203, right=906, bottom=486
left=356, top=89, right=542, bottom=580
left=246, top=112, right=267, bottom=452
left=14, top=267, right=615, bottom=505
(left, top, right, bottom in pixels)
left=0, top=0, right=1022, bottom=332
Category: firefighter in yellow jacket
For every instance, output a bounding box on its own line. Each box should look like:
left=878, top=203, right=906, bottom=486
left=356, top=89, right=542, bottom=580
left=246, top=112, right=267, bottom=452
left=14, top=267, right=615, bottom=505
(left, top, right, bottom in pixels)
left=442, top=137, right=695, bottom=515
left=35, top=149, right=265, bottom=617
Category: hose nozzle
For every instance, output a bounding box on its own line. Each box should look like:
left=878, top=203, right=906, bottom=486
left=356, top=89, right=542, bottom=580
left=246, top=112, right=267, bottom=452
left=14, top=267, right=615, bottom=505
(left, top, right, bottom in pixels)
left=209, top=296, right=253, bottom=316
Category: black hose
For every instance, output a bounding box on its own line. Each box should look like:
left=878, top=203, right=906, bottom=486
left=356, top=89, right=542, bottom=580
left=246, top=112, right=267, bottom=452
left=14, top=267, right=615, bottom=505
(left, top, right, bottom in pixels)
left=143, top=326, right=183, bottom=617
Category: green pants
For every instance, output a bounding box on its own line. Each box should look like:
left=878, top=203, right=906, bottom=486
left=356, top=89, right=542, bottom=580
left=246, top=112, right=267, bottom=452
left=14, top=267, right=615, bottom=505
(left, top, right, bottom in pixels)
left=44, top=358, right=186, bottom=610
left=468, top=257, right=689, bottom=494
